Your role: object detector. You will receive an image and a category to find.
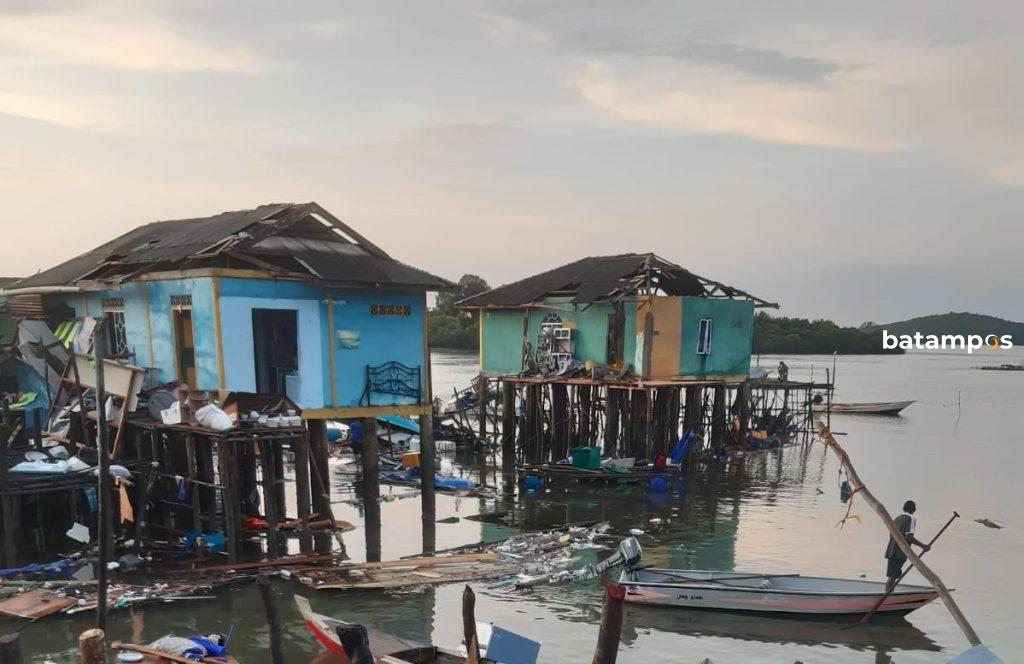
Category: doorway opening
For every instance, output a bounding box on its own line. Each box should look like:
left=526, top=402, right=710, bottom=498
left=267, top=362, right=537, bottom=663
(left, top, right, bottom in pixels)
left=252, top=309, right=298, bottom=395
left=173, top=308, right=196, bottom=387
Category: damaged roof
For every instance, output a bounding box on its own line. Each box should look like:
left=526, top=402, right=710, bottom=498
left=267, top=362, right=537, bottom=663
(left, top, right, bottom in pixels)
left=458, top=253, right=776, bottom=308
left=10, top=203, right=452, bottom=292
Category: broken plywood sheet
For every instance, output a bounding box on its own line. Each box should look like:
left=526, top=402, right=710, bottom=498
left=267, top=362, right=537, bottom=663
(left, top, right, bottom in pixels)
left=0, top=588, right=76, bottom=619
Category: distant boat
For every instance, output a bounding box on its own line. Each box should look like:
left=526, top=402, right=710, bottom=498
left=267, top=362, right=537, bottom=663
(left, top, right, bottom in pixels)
left=978, top=363, right=1024, bottom=371
left=618, top=568, right=940, bottom=617
left=813, top=400, right=915, bottom=415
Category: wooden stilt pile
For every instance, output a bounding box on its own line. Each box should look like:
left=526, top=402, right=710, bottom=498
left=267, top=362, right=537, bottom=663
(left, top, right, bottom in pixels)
left=592, top=583, right=626, bottom=664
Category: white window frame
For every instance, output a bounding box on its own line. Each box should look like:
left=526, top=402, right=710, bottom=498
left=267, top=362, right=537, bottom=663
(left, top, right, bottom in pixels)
left=697, top=318, right=713, bottom=355
left=102, top=298, right=129, bottom=357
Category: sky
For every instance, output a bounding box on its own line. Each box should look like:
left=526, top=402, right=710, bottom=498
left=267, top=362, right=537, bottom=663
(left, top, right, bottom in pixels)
left=1, top=1, right=1021, bottom=325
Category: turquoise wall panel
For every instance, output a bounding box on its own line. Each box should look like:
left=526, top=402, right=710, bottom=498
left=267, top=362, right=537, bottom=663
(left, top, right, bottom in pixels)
left=218, top=280, right=325, bottom=408
left=481, top=310, right=524, bottom=375
left=147, top=278, right=218, bottom=388
left=623, top=302, right=637, bottom=372
left=63, top=278, right=218, bottom=388
left=330, top=290, right=426, bottom=407
left=679, top=298, right=753, bottom=376
left=480, top=300, right=616, bottom=375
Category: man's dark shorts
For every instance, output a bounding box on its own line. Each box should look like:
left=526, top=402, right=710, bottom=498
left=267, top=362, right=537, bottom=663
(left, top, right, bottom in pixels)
left=886, top=556, right=905, bottom=580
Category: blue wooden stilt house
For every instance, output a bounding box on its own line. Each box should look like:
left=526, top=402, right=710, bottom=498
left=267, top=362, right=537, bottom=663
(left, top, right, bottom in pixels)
left=5, top=202, right=451, bottom=420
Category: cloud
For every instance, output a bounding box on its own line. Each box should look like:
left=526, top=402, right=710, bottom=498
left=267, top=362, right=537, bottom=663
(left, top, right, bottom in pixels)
left=0, top=91, right=101, bottom=129
left=572, top=36, right=1023, bottom=183
left=493, top=2, right=1024, bottom=186
left=575, top=60, right=896, bottom=152
left=0, top=4, right=268, bottom=73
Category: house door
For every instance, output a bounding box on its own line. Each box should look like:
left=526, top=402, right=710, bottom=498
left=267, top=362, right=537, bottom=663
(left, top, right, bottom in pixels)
left=173, top=308, right=197, bottom=387
left=252, top=309, right=298, bottom=396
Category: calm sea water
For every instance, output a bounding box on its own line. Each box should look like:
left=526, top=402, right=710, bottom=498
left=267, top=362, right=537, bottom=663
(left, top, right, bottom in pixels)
left=10, top=348, right=1023, bottom=663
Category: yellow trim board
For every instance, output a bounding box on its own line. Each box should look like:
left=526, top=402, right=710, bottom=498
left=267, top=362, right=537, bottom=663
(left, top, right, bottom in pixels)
left=211, top=276, right=226, bottom=388
left=302, top=404, right=431, bottom=420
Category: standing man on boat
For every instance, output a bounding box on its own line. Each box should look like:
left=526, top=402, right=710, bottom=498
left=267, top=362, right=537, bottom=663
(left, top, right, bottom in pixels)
left=885, top=500, right=931, bottom=591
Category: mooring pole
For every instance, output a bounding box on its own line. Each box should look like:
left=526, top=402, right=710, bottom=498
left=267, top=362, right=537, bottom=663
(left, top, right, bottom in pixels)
left=94, top=319, right=111, bottom=631
left=77, top=629, right=104, bottom=664
left=257, top=574, right=285, bottom=664
left=592, top=583, right=626, bottom=664
left=462, top=585, right=480, bottom=663
left=817, top=421, right=980, bottom=645
left=420, top=409, right=436, bottom=556
left=0, top=632, right=23, bottom=664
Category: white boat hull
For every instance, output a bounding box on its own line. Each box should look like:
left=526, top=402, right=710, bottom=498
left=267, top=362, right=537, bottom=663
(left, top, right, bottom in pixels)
left=813, top=400, right=915, bottom=415
left=618, top=569, right=939, bottom=616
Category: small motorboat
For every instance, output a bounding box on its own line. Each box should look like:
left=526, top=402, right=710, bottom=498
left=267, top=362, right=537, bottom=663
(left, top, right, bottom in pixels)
left=978, top=362, right=1024, bottom=371
left=812, top=400, right=915, bottom=415
left=618, top=568, right=940, bottom=617
left=296, top=595, right=422, bottom=660
left=297, top=596, right=537, bottom=663
left=380, top=468, right=474, bottom=491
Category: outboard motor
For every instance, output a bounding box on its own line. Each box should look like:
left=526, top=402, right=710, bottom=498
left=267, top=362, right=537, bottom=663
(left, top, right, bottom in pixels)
left=590, top=537, right=643, bottom=576
left=618, top=536, right=643, bottom=570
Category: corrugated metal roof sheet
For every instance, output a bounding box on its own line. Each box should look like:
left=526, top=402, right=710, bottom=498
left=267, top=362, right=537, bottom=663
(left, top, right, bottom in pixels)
left=10, top=203, right=451, bottom=292
left=458, top=253, right=771, bottom=307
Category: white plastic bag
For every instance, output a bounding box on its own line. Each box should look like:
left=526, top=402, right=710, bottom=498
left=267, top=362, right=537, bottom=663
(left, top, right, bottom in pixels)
left=195, top=404, right=233, bottom=431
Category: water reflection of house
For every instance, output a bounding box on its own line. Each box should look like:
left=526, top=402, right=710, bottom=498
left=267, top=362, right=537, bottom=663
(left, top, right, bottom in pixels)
left=3, top=203, right=451, bottom=419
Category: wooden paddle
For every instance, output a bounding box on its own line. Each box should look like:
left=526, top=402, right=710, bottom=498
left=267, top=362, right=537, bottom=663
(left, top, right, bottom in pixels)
left=854, top=510, right=959, bottom=625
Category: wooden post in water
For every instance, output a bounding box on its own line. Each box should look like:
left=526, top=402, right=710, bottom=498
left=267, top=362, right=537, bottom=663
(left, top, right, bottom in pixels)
left=592, top=583, right=626, bottom=664
left=578, top=385, right=592, bottom=446
left=462, top=585, right=481, bottom=663
left=94, top=320, right=111, bottom=632
left=552, top=383, right=569, bottom=460
left=257, top=574, right=285, bottom=664
left=77, top=629, right=104, bottom=664
left=816, top=421, right=981, bottom=646
left=710, top=385, right=726, bottom=450
left=477, top=375, right=488, bottom=443
left=308, top=419, right=332, bottom=519
left=603, top=388, right=619, bottom=457
left=185, top=434, right=202, bottom=532
left=257, top=439, right=280, bottom=558
left=738, top=381, right=750, bottom=440
left=524, top=385, right=539, bottom=463
left=273, top=441, right=286, bottom=520
left=500, top=382, right=517, bottom=487
left=361, top=417, right=381, bottom=562
left=0, top=423, right=17, bottom=567
left=217, top=441, right=240, bottom=563
left=0, top=633, right=22, bottom=664
left=419, top=410, right=436, bottom=555
left=294, top=430, right=313, bottom=553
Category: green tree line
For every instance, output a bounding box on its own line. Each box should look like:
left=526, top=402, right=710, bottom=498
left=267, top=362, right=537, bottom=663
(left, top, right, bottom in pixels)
left=428, top=274, right=489, bottom=350
left=752, top=312, right=902, bottom=355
